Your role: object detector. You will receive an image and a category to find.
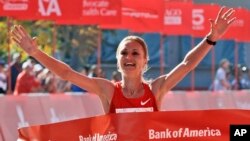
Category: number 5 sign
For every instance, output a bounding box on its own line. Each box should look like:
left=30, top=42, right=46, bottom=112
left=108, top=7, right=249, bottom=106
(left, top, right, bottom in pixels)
left=192, top=4, right=220, bottom=37
left=192, top=9, right=205, bottom=30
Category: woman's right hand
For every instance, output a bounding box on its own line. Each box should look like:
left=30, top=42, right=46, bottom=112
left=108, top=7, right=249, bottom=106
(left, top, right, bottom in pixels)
left=11, top=25, right=39, bottom=56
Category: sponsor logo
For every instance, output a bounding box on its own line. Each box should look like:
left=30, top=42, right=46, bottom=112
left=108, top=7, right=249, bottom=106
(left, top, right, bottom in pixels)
left=79, top=131, right=118, bottom=141
left=2, top=0, right=28, bottom=11
left=141, top=98, right=151, bottom=106
left=148, top=127, right=221, bottom=139
left=164, top=9, right=182, bottom=25
left=39, top=0, right=62, bottom=16
left=82, top=0, right=118, bottom=16
left=122, top=7, right=159, bottom=19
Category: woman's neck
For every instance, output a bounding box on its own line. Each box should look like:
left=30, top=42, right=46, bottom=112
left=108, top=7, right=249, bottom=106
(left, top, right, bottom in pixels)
left=121, top=75, right=142, bottom=86
left=121, top=76, right=144, bottom=98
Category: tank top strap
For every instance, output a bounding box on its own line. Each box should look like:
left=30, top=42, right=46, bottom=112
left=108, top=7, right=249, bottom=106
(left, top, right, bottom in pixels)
left=114, top=81, right=122, bottom=93
left=112, top=81, right=123, bottom=100
left=142, top=82, right=154, bottom=96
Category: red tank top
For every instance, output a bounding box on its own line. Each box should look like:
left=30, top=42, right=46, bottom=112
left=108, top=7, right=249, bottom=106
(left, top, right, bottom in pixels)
left=109, top=82, right=158, bottom=113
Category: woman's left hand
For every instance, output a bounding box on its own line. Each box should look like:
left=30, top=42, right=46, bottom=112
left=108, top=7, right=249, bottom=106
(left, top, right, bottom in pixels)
left=208, top=6, right=236, bottom=41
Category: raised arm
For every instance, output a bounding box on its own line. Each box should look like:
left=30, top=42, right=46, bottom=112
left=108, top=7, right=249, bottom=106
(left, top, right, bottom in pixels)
left=152, top=7, right=236, bottom=102
left=10, top=25, right=114, bottom=101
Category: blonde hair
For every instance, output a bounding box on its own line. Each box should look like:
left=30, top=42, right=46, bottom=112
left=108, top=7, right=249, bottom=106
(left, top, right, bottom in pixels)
left=116, top=36, right=149, bottom=61
left=116, top=36, right=150, bottom=73
left=220, top=58, right=229, bottom=67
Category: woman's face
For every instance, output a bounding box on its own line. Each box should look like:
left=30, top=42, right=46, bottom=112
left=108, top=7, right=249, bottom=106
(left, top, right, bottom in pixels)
left=222, top=61, right=230, bottom=70
left=117, top=40, right=147, bottom=76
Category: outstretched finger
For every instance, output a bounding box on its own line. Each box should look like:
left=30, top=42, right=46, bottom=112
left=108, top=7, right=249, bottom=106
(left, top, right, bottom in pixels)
left=19, top=25, right=29, bottom=37
left=11, top=29, right=21, bottom=40
left=14, top=25, right=22, bottom=35
left=227, top=17, right=236, bottom=25
left=222, top=8, right=234, bottom=19
left=225, top=9, right=235, bottom=20
left=11, top=37, right=20, bottom=44
left=15, top=25, right=25, bottom=37
left=216, top=6, right=226, bottom=21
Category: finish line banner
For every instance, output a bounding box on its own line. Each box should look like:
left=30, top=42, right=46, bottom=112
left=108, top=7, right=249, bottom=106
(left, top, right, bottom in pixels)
left=18, top=110, right=250, bottom=141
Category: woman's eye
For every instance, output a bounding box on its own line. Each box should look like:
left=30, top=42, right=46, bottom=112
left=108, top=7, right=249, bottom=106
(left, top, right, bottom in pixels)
left=132, top=52, right=139, bottom=55
left=121, top=51, right=127, bottom=55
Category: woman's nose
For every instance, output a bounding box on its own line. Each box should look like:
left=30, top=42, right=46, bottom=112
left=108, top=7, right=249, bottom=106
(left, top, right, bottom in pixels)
left=125, top=54, right=133, bottom=60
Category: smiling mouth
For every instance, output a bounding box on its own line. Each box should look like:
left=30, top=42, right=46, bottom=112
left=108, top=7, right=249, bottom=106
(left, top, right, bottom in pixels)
left=124, top=63, right=136, bottom=67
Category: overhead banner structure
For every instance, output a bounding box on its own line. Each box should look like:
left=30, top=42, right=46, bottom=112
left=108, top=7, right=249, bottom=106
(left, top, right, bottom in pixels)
left=163, top=1, right=192, bottom=35
left=18, top=109, right=250, bottom=141
left=1, top=1, right=250, bottom=42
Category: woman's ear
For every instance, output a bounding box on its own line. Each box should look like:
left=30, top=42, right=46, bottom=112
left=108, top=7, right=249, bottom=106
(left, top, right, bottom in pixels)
left=144, top=59, right=148, bottom=66
left=143, top=59, right=148, bottom=72
left=117, top=63, right=121, bottom=73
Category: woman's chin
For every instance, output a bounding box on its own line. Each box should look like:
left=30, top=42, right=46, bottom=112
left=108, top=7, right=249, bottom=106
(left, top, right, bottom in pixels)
left=122, top=67, right=136, bottom=72
left=122, top=69, right=141, bottom=77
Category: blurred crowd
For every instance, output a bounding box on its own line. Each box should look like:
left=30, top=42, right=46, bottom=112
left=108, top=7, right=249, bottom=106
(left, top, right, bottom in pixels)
left=210, top=58, right=250, bottom=91
left=0, top=54, right=250, bottom=95
left=0, top=53, right=121, bottom=95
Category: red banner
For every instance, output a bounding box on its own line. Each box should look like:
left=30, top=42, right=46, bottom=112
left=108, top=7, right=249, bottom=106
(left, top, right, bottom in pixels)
left=223, top=8, right=249, bottom=42
left=56, top=0, right=121, bottom=25
left=81, top=0, right=121, bottom=24
left=35, top=0, right=82, bottom=21
left=163, top=2, right=192, bottom=35
left=0, top=0, right=82, bottom=20
left=18, top=110, right=250, bottom=141
left=0, top=0, right=121, bottom=24
left=102, top=0, right=165, bottom=33
left=243, top=10, right=250, bottom=42
left=99, top=0, right=131, bottom=30
left=0, top=0, right=37, bottom=19
left=124, top=0, right=164, bottom=33
left=192, top=4, right=220, bottom=37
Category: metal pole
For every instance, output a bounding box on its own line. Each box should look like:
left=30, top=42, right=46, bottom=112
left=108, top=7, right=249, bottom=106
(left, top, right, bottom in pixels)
left=7, top=17, right=12, bottom=94
left=234, top=41, right=239, bottom=89
left=52, top=23, right=57, bottom=57
left=211, top=44, right=215, bottom=91
left=190, top=37, right=195, bottom=91
left=97, top=28, right=102, bottom=70
left=160, top=34, right=165, bottom=75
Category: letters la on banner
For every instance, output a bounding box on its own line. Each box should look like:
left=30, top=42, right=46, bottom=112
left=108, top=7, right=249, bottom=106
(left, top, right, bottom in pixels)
left=18, top=110, right=250, bottom=141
